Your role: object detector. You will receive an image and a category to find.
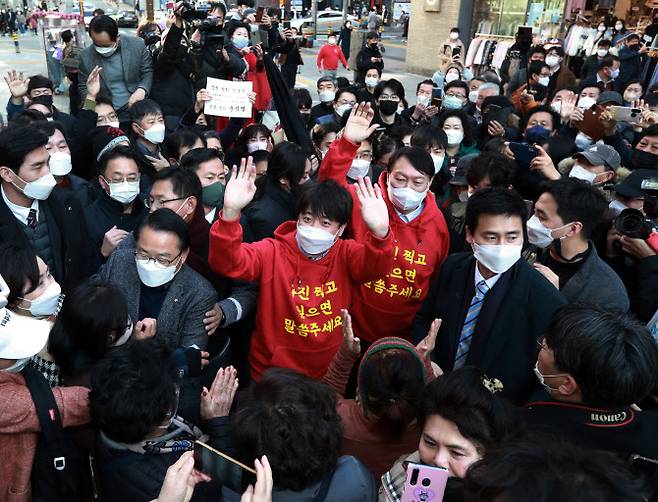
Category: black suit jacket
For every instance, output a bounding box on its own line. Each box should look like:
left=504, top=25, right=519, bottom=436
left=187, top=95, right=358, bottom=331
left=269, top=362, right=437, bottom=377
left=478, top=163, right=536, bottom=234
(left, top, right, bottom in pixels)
left=0, top=188, right=95, bottom=293
left=411, top=253, right=567, bottom=404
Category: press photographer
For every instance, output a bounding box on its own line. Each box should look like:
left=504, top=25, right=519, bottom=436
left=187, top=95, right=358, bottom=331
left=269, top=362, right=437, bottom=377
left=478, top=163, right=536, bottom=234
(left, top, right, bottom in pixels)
left=188, top=1, right=247, bottom=91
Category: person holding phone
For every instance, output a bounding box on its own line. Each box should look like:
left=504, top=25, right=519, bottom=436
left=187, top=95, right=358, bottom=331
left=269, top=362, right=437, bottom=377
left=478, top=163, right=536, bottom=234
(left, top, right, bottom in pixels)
left=438, top=27, right=465, bottom=69
left=356, top=31, right=384, bottom=84
left=379, top=367, right=519, bottom=501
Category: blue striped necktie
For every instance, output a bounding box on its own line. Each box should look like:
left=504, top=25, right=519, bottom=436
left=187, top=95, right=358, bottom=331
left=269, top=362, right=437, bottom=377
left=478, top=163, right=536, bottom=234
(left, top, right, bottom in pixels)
left=454, top=279, right=489, bottom=369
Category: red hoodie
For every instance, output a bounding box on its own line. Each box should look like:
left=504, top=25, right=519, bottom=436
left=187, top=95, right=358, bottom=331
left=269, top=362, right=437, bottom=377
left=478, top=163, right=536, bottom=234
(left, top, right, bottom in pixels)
left=208, top=217, right=394, bottom=380
left=319, top=136, right=450, bottom=343
left=317, top=44, right=348, bottom=71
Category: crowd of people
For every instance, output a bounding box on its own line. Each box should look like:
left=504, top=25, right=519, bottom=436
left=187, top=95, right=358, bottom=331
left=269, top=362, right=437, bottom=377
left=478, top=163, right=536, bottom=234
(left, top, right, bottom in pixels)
left=1, top=2, right=658, bottom=501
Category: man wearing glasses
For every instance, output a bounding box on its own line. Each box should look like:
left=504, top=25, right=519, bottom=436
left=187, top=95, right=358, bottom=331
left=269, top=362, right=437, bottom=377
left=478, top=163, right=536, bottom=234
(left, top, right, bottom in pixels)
left=93, top=207, right=217, bottom=350
left=84, top=145, right=148, bottom=261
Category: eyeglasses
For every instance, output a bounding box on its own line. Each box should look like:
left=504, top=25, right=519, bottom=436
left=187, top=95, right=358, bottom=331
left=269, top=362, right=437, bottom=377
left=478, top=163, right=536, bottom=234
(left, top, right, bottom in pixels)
left=445, top=93, right=465, bottom=99
left=144, top=196, right=187, bottom=209
left=134, top=250, right=182, bottom=268
left=355, top=152, right=373, bottom=161
left=103, top=175, right=140, bottom=184
left=379, top=94, right=400, bottom=102
left=97, top=112, right=119, bottom=124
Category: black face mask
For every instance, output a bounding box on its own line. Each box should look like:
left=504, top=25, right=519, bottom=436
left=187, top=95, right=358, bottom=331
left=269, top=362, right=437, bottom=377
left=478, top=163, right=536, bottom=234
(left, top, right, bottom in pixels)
left=379, top=100, right=398, bottom=116
left=632, top=149, right=658, bottom=169
left=31, top=94, right=53, bottom=108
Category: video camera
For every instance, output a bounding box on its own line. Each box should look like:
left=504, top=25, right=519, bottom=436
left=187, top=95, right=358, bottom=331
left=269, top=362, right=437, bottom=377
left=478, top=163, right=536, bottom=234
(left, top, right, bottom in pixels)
left=615, top=177, right=658, bottom=240
left=141, top=30, right=161, bottom=46
left=180, top=0, right=209, bottom=21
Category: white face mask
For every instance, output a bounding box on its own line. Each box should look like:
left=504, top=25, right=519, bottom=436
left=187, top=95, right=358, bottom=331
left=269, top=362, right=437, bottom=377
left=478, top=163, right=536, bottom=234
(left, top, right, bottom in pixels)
left=534, top=362, right=567, bottom=393
left=141, top=123, right=166, bottom=144
left=417, top=95, right=431, bottom=107
left=111, top=319, right=133, bottom=347
left=430, top=153, right=445, bottom=174
left=449, top=32, right=459, bottom=40
left=107, top=121, right=121, bottom=129
left=472, top=242, right=521, bottom=274
left=105, top=178, right=140, bottom=205
left=577, top=96, right=597, bottom=109
left=247, top=140, right=268, bottom=153
left=545, top=55, right=560, bottom=68
left=2, top=357, right=31, bottom=373
left=444, top=129, right=464, bottom=145
left=335, top=103, right=353, bottom=117
left=538, top=76, right=550, bottom=87
left=609, top=199, right=627, bottom=217
left=135, top=256, right=181, bottom=287
left=574, top=131, right=593, bottom=150
left=95, top=44, right=117, bottom=56
left=48, top=151, right=72, bottom=176
left=365, top=77, right=379, bottom=88
left=597, top=48, right=608, bottom=57
left=319, top=90, right=336, bottom=103
left=17, top=280, right=63, bottom=317
left=569, top=164, right=597, bottom=184
left=526, top=214, right=571, bottom=249
left=550, top=101, right=562, bottom=114
left=347, top=158, right=370, bottom=180
left=13, top=172, right=57, bottom=200
left=445, top=72, right=459, bottom=84
left=388, top=184, right=426, bottom=213
left=295, top=224, right=339, bottom=255
left=468, top=90, right=479, bottom=103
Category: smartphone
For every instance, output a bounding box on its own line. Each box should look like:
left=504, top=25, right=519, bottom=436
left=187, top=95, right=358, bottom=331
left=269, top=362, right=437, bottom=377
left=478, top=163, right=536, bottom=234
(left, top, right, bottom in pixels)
left=283, top=20, right=291, bottom=30
left=509, top=141, right=539, bottom=168
left=193, top=441, right=256, bottom=494
left=609, top=106, right=643, bottom=124
left=452, top=45, right=461, bottom=57
left=401, top=463, right=449, bottom=502
left=431, top=97, right=442, bottom=108
left=255, top=6, right=264, bottom=22
left=576, top=105, right=607, bottom=142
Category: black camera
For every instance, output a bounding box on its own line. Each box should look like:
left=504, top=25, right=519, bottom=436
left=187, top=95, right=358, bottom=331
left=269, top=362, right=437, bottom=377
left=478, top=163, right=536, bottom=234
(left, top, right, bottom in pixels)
left=141, top=30, right=160, bottom=46
left=615, top=208, right=658, bottom=240
left=180, top=1, right=208, bottom=21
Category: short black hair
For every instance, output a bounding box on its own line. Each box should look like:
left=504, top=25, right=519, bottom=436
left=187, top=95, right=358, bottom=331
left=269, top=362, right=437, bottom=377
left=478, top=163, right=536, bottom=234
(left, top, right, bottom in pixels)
left=465, top=187, right=527, bottom=234
left=373, top=135, right=401, bottom=165
left=466, top=152, right=514, bottom=189
left=642, top=123, right=658, bottom=139
left=180, top=146, right=223, bottom=174
left=545, top=303, right=658, bottom=408
left=98, top=144, right=140, bottom=176
left=528, top=60, right=549, bottom=79
left=234, top=124, right=272, bottom=153
left=0, top=243, right=40, bottom=307
left=316, top=76, right=335, bottom=89
left=419, top=367, right=519, bottom=455
left=33, top=120, right=68, bottom=143
left=541, top=178, right=607, bottom=239
left=597, top=38, right=612, bottom=47
left=415, top=79, right=434, bottom=94
left=90, top=339, right=179, bottom=443
left=335, top=76, right=351, bottom=90
left=135, top=208, right=191, bottom=250
left=163, top=129, right=206, bottom=161
left=373, top=78, right=405, bottom=102
left=296, top=179, right=352, bottom=225
left=231, top=368, right=342, bottom=491
left=599, top=55, right=619, bottom=70
left=267, top=141, right=309, bottom=187
left=366, top=31, right=378, bottom=40
left=527, top=45, right=546, bottom=58
left=27, top=74, right=53, bottom=94
left=209, top=1, right=227, bottom=15
left=0, top=124, right=48, bottom=173
left=49, top=281, right=129, bottom=380
left=95, top=94, right=114, bottom=108
left=522, top=105, right=560, bottom=132
left=464, top=433, right=647, bottom=501
left=444, top=80, right=469, bottom=96
left=387, top=146, right=435, bottom=178
left=92, top=7, right=105, bottom=15
left=153, top=166, right=202, bottom=200
left=237, top=0, right=254, bottom=7
left=411, top=124, right=448, bottom=151
left=292, top=87, right=312, bottom=110
left=10, top=109, right=49, bottom=126
left=89, top=14, right=119, bottom=40
left=334, top=86, right=358, bottom=103
left=311, top=122, right=340, bottom=149
left=363, top=65, right=383, bottom=77
left=130, top=98, right=162, bottom=123
left=226, top=21, right=250, bottom=40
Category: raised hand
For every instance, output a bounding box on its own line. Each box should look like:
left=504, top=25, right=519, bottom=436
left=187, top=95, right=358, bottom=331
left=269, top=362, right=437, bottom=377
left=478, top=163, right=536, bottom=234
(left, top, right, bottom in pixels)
left=355, top=176, right=389, bottom=238
left=101, top=225, right=129, bottom=258
left=343, top=102, right=379, bottom=145
left=86, top=65, right=102, bottom=100
left=222, top=156, right=257, bottom=221
left=340, top=309, right=361, bottom=357
left=145, top=152, right=171, bottom=172
left=416, top=318, right=441, bottom=361
left=156, top=450, right=211, bottom=502
left=4, top=70, right=29, bottom=100
left=195, top=88, right=212, bottom=113
left=240, top=456, right=273, bottom=502
left=201, top=366, right=239, bottom=420
left=559, top=95, right=576, bottom=122
left=530, top=145, right=561, bottom=180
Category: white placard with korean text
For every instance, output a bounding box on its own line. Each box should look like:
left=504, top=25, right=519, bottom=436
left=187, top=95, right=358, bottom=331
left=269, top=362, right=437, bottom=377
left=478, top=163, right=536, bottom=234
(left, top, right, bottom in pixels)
left=204, top=78, right=253, bottom=118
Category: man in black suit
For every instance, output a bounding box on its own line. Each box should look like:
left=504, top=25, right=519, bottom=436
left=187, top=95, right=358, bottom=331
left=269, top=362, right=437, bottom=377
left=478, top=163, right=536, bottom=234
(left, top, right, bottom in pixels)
left=412, top=188, right=566, bottom=404
left=578, top=55, right=621, bottom=93
left=0, top=125, right=94, bottom=293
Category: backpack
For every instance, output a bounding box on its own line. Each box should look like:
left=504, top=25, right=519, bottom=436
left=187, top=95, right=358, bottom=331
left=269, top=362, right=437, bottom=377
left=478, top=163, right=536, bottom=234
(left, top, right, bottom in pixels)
left=62, top=45, right=82, bottom=71
left=22, top=367, right=94, bottom=501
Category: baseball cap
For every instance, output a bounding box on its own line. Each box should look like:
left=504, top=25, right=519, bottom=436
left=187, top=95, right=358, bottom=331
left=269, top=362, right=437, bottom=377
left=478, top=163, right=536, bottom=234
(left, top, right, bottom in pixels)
left=574, top=144, right=621, bottom=171
left=597, top=91, right=623, bottom=106
left=612, top=169, right=657, bottom=198
left=0, top=274, right=49, bottom=360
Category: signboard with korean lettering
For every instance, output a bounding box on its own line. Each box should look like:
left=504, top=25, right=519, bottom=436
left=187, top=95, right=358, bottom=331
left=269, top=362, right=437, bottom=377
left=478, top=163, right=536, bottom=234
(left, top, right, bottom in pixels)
left=204, top=77, right=253, bottom=118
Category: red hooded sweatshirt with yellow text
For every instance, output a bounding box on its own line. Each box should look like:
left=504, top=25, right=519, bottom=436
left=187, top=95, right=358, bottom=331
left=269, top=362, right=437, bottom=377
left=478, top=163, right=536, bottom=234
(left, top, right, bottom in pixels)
left=208, top=217, right=394, bottom=380
left=319, top=136, right=450, bottom=343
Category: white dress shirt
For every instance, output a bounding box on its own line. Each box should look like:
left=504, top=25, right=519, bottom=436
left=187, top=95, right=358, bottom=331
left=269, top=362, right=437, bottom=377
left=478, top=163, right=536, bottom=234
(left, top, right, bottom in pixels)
left=1, top=185, right=39, bottom=226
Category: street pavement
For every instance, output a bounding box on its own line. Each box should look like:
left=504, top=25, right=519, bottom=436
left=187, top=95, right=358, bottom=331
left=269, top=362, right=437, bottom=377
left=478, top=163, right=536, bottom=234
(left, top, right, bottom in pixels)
left=0, top=22, right=424, bottom=123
